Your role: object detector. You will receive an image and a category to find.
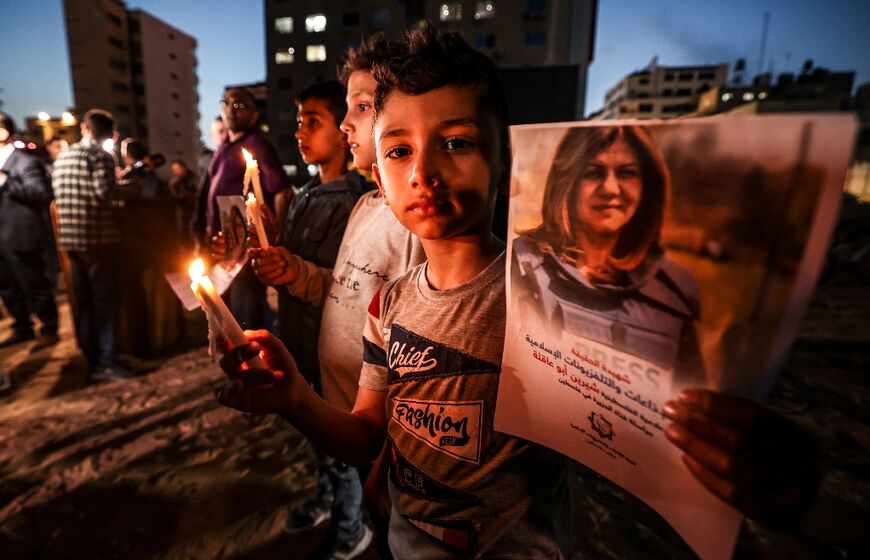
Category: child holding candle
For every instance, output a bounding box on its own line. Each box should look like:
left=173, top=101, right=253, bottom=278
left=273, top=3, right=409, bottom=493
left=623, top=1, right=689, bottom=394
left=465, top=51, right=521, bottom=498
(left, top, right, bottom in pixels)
left=248, top=35, right=425, bottom=558
left=220, top=24, right=822, bottom=558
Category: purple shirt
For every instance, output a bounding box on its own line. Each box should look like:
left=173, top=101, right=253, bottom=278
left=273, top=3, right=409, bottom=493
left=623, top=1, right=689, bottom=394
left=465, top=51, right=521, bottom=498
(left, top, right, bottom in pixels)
left=206, top=131, right=289, bottom=236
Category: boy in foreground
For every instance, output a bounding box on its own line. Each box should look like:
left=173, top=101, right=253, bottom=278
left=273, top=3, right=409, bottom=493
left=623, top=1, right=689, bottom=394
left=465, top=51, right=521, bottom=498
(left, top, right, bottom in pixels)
left=220, top=25, right=820, bottom=558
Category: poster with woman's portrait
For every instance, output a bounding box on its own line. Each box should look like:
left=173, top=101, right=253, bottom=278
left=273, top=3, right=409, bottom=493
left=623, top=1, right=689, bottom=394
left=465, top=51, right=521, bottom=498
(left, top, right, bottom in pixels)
left=217, top=195, right=249, bottom=267
left=495, top=115, right=857, bottom=560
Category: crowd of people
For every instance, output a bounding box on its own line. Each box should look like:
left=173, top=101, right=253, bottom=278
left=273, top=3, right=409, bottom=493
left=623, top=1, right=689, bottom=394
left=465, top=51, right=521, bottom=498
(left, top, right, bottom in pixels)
left=0, top=21, right=824, bottom=560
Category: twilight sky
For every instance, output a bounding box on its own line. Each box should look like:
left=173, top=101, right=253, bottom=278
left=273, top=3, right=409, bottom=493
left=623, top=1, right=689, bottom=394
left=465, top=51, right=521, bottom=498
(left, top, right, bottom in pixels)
left=1, top=0, right=867, bottom=147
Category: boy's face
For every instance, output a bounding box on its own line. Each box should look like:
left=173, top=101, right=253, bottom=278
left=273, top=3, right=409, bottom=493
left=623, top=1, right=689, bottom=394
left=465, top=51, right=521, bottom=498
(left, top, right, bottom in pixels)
left=295, top=98, right=347, bottom=166
left=372, top=85, right=502, bottom=241
left=341, top=70, right=377, bottom=170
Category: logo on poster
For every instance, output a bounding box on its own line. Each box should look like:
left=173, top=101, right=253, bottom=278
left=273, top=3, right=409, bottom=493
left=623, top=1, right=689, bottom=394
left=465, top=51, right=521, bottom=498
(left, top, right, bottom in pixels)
left=588, top=412, right=614, bottom=440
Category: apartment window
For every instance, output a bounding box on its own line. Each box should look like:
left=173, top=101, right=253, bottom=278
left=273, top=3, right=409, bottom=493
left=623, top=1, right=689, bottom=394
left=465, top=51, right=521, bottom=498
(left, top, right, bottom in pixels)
left=171, top=92, right=179, bottom=100
left=698, top=71, right=715, bottom=80
left=440, top=3, right=462, bottom=21
left=475, top=34, right=496, bottom=49
left=109, top=58, right=127, bottom=71
left=676, top=88, right=692, bottom=96
left=170, top=72, right=178, bottom=80
left=524, top=31, right=545, bottom=46
left=107, top=36, right=124, bottom=49
left=173, top=112, right=181, bottom=118
left=278, top=77, right=293, bottom=90
left=106, top=13, right=122, bottom=26
left=306, top=44, right=327, bottom=62
left=275, top=16, right=293, bottom=34
left=678, top=72, right=692, bottom=81
left=664, top=73, right=674, bottom=81
left=112, top=82, right=129, bottom=93
left=639, top=77, right=649, bottom=84
left=525, top=0, right=547, bottom=18
left=342, top=12, right=360, bottom=27
left=305, top=14, right=327, bottom=33
left=275, top=47, right=295, bottom=64
left=371, top=8, right=391, bottom=28
left=168, top=32, right=175, bottom=40
left=169, top=52, right=177, bottom=60
left=663, top=89, right=673, bottom=97
left=638, top=103, right=653, bottom=113
left=475, top=2, right=495, bottom=20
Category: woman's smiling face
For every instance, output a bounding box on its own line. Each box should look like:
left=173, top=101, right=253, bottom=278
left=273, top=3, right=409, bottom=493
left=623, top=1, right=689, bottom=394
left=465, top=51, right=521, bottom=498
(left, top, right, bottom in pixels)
left=572, top=137, right=643, bottom=243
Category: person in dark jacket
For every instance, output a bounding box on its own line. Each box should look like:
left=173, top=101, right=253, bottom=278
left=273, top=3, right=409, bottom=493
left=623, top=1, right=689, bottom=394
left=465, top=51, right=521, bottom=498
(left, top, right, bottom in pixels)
left=0, top=112, right=59, bottom=351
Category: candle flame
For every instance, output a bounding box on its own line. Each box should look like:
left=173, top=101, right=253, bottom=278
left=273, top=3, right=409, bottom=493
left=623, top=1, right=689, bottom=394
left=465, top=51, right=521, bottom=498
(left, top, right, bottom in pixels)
left=242, top=148, right=255, bottom=166
left=247, top=192, right=257, bottom=203
left=188, top=258, right=205, bottom=283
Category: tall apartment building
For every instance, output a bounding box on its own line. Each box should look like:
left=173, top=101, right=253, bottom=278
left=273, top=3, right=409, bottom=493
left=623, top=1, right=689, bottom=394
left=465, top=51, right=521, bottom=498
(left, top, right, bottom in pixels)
left=595, top=60, right=729, bottom=120
left=265, top=0, right=596, bottom=180
left=63, top=0, right=200, bottom=172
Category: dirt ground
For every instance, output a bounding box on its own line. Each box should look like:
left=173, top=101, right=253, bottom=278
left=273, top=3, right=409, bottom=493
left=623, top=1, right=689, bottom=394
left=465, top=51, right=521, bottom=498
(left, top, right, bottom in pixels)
left=1, top=271, right=868, bottom=559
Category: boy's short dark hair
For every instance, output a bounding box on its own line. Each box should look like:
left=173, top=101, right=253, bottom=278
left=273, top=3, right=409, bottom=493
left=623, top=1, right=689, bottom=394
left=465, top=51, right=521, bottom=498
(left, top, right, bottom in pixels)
left=84, top=109, right=115, bottom=141
left=121, top=138, right=148, bottom=161
left=0, top=112, right=16, bottom=135
left=295, top=80, right=348, bottom=127
left=338, top=33, right=402, bottom=86
left=372, top=22, right=510, bottom=185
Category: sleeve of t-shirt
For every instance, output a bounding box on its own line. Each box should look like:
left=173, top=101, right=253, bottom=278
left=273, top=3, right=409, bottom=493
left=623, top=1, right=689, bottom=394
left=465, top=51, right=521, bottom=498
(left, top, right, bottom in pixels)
left=359, top=288, right=389, bottom=392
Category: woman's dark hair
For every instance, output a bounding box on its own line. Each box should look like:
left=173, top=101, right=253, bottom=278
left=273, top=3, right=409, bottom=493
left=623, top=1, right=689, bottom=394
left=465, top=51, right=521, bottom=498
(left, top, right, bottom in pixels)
left=530, top=125, right=669, bottom=282
left=371, top=22, right=510, bottom=190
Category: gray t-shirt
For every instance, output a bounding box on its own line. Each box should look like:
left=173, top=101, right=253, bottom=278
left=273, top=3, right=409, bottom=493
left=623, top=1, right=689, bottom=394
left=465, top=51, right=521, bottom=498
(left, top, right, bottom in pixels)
left=361, top=253, right=571, bottom=559
left=282, top=189, right=425, bottom=411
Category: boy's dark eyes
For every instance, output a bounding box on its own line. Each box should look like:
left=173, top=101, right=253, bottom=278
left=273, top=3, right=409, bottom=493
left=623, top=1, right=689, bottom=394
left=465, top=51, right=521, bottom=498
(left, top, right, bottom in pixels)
left=444, top=137, right=473, bottom=151
left=384, top=146, right=411, bottom=159
left=357, top=103, right=370, bottom=113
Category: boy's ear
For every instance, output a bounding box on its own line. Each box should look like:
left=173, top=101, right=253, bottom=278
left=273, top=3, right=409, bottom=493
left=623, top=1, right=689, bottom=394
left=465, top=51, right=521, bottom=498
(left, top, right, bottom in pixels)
left=372, top=163, right=388, bottom=205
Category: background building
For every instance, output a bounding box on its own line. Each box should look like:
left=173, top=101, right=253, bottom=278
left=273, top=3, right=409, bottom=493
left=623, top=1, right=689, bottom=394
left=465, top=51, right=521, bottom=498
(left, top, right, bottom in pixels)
left=63, top=0, right=200, bottom=174
left=594, top=58, right=729, bottom=120
left=265, top=0, right=596, bottom=181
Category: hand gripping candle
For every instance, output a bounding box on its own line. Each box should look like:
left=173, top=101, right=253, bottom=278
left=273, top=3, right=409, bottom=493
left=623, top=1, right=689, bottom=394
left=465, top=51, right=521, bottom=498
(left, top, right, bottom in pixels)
left=188, top=258, right=266, bottom=369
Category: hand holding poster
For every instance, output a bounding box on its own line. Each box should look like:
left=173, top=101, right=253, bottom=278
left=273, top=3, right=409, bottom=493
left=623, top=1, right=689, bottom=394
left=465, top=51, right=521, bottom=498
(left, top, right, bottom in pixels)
left=496, top=115, right=858, bottom=560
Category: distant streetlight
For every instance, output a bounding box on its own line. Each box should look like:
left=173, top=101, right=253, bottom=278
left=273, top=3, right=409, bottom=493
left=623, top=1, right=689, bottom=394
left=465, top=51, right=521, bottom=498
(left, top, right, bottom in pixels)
left=103, top=138, right=115, bottom=152
left=37, top=111, right=51, bottom=121
left=61, top=112, right=76, bottom=124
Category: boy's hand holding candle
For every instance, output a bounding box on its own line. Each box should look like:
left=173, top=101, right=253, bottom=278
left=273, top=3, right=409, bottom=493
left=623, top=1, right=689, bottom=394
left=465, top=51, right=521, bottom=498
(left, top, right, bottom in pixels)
left=188, top=258, right=266, bottom=369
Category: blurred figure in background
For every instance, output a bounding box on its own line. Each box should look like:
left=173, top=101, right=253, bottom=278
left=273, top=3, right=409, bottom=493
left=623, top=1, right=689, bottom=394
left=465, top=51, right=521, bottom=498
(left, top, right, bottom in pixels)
left=53, top=109, right=132, bottom=381
left=168, top=158, right=197, bottom=249
left=0, top=112, right=59, bottom=351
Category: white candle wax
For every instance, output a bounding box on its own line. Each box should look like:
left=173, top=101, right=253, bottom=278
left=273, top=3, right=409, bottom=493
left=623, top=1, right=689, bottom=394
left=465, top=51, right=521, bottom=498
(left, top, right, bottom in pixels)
left=242, top=148, right=266, bottom=207
left=189, top=259, right=266, bottom=369
left=245, top=193, right=270, bottom=248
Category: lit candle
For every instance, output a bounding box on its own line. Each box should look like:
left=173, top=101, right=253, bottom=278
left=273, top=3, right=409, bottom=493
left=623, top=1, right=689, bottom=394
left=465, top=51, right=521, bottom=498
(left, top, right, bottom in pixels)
left=188, top=258, right=266, bottom=369
left=242, top=148, right=265, bottom=207
left=245, top=193, right=270, bottom=248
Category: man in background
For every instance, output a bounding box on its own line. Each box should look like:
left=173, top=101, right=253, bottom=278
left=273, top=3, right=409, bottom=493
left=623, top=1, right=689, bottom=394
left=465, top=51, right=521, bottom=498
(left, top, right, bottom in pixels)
left=0, top=112, right=59, bottom=352
left=53, top=109, right=132, bottom=381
